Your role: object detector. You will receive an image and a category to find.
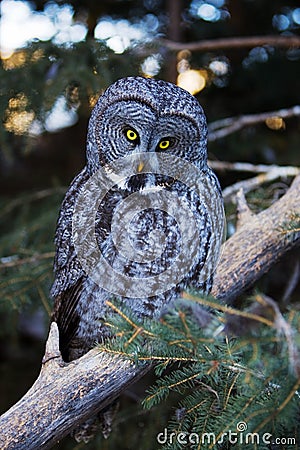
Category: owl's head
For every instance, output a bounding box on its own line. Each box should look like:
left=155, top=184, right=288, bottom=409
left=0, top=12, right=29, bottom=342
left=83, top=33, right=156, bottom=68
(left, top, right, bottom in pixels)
left=86, top=77, right=208, bottom=174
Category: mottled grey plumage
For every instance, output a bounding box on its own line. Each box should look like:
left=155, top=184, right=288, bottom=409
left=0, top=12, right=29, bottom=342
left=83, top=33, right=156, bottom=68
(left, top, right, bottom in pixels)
left=51, top=76, right=224, bottom=438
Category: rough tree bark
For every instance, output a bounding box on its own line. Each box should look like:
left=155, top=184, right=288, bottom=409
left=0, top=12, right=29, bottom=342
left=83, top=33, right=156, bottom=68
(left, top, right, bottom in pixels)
left=0, top=174, right=299, bottom=450
left=212, top=174, right=300, bottom=302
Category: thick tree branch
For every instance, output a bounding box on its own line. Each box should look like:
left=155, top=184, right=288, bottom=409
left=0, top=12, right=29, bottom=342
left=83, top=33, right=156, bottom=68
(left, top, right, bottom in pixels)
left=162, top=35, right=300, bottom=52
left=0, top=175, right=299, bottom=450
left=0, top=324, right=151, bottom=450
left=211, top=174, right=300, bottom=301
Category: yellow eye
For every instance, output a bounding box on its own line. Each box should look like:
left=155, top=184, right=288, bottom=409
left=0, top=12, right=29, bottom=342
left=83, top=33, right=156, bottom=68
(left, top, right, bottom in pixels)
left=158, top=139, right=170, bottom=150
left=125, top=128, right=139, bottom=142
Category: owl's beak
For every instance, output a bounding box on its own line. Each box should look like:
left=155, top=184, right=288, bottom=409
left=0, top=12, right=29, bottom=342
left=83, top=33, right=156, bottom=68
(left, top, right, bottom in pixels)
left=137, top=161, right=144, bottom=173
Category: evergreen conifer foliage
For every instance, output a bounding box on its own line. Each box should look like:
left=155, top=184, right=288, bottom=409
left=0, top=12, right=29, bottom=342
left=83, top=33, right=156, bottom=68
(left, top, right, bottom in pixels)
left=0, top=189, right=64, bottom=336
left=101, top=295, right=300, bottom=449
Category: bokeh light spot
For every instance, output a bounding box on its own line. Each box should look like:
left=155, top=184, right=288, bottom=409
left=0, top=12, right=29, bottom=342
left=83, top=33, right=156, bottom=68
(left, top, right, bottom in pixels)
left=272, top=14, right=290, bottom=31
left=265, top=116, right=286, bottom=130
left=141, top=54, right=162, bottom=77
left=209, top=59, right=229, bottom=76
left=198, top=3, right=221, bottom=21
left=177, top=70, right=206, bottom=95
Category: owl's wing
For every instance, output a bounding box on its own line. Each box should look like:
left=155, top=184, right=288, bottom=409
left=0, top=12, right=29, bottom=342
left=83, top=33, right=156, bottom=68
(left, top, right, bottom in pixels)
left=188, top=167, right=225, bottom=293
left=52, top=279, right=83, bottom=359
left=51, top=168, right=90, bottom=359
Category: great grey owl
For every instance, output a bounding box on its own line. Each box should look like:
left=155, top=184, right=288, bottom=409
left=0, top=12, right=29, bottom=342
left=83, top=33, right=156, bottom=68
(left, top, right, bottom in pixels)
left=51, top=76, right=224, bottom=436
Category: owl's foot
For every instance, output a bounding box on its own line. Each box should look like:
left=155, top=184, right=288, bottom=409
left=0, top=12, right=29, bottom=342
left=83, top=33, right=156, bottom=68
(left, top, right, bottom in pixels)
left=72, top=401, right=119, bottom=443
left=99, top=401, right=120, bottom=439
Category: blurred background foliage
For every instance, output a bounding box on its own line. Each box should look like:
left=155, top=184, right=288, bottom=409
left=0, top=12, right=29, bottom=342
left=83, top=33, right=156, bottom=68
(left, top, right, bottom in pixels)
left=0, top=0, right=299, bottom=449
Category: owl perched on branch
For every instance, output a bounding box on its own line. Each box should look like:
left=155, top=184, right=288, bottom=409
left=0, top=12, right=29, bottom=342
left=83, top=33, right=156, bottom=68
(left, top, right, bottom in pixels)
left=51, top=76, right=224, bottom=439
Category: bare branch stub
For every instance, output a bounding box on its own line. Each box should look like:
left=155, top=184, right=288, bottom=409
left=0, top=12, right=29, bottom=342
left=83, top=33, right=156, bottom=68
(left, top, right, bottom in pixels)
left=235, top=189, right=254, bottom=230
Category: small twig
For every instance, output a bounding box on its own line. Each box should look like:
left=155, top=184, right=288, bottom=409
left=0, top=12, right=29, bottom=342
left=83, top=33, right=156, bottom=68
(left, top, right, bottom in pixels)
left=162, top=35, right=300, bottom=52
left=0, top=187, right=66, bottom=218
left=207, top=160, right=300, bottom=203
left=208, top=160, right=300, bottom=176
left=208, top=105, right=300, bottom=141
left=282, top=260, right=300, bottom=303
left=222, top=167, right=300, bottom=203
left=254, top=294, right=300, bottom=377
left=182, top=292, right=275, bottom=328
left=0, top=252, right=55, bottom=269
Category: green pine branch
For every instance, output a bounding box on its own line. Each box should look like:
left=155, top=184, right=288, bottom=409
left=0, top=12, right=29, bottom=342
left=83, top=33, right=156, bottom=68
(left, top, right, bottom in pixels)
left=100, top=294, right=300, bottom=449
left=0, top=189, right=63, bottom=333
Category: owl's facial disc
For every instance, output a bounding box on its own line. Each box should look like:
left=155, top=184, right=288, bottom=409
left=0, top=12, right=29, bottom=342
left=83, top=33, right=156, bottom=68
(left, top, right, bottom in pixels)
left=94, top=100, right=206, bottom=174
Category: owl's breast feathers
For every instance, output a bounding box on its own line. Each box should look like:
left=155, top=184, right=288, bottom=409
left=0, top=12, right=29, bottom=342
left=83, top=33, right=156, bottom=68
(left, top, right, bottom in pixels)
left=51, top=169, right=222, bottom=360
left=51, top=167, right=223, bottom=361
